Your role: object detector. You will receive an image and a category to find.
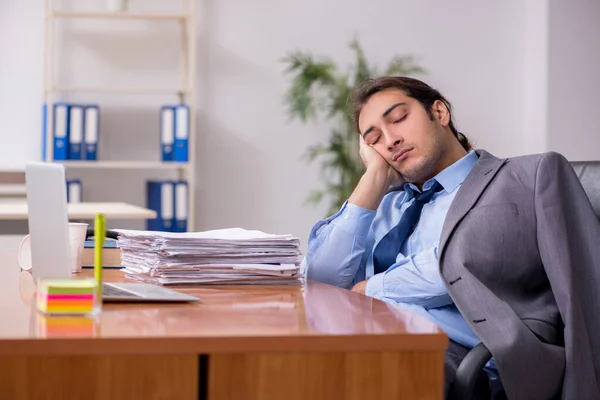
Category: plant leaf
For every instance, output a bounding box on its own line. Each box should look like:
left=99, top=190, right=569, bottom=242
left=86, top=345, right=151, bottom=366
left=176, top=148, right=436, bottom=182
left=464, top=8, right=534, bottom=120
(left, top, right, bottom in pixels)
left=327, top=76, right=352, bottom=119
left=349, top=38, right=372, bottom=85
left=385, top=55, right=427, bottom=76
left=304, top=189, right=325, bottom=207
left=282, top=52, right=338, bottom=122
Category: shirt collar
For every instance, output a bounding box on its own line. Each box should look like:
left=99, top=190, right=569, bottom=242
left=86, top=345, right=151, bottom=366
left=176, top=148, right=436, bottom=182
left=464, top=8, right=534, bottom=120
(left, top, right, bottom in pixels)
left=403, top=150, right=478, bottom=197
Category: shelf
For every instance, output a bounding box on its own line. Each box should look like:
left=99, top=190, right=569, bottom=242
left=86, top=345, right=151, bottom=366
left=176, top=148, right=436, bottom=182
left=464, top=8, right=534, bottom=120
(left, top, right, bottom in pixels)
left=0, top=185, right=26, bottom=196
left=52, top=161, right=189, bottom=170
left=48, top=11, right=190, bottom=21
left=48, top=86, right=191, bottom=95
left=0, top=201, right=157, bottom=220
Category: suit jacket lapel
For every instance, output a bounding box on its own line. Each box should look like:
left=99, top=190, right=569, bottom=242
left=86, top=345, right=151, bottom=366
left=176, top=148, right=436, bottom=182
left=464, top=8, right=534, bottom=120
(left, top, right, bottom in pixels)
left=438, top=150, right=507, bottom=259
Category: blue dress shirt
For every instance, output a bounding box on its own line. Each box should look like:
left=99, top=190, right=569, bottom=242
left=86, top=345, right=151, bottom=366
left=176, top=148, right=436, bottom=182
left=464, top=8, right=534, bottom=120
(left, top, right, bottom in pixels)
left=302, top=150, right=498, bottom=375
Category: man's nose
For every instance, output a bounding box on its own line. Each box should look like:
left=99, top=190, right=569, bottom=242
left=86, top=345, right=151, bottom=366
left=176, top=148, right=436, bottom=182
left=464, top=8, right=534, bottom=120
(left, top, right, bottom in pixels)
left=385, top=134, right=402, bottom=152
left=382, top=128, right=402, bottom=151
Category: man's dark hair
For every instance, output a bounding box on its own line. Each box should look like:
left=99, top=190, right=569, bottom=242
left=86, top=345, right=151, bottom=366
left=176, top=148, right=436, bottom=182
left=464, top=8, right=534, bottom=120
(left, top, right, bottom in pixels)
left=349, top=76, right=472, bottom=151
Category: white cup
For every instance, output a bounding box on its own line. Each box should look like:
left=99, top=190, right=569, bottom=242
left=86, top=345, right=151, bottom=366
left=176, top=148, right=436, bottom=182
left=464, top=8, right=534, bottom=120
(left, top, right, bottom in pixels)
left=18, top=222, right=89, bottom=274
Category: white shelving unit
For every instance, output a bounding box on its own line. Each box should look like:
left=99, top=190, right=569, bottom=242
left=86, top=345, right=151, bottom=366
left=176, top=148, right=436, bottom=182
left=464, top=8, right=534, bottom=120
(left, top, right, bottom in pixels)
left=42, top=0, right=196, bottom=231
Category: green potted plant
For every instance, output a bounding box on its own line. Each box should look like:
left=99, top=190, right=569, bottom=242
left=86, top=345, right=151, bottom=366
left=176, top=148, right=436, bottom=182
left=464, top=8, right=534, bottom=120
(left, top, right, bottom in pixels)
left=282, top=39, right=426, bottom=216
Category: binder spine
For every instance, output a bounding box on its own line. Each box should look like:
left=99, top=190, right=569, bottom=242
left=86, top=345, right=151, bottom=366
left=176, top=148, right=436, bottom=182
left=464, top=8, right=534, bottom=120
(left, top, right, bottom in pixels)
left=69, top=105, right=84, bottom=160
left=174, top=104, right=189, bottom=162
left=146, top=181, right=161, bottom=231
left=161, top=181, right=174, bottom=231
left=66, top=179, right=82, bottom=203
left=53, top=103, right=70, bottom=161
left=84, top=105, right=99, bottom=161
left=160, top=106, right=175, bottom=162
left=146, top=181, right=175, bottom=232
left=174, top=180, right=188, bottom=232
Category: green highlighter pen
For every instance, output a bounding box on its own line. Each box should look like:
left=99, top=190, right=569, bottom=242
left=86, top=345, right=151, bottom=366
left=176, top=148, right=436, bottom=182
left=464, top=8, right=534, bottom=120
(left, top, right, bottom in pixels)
left=94, top=213, right=106, bottom=303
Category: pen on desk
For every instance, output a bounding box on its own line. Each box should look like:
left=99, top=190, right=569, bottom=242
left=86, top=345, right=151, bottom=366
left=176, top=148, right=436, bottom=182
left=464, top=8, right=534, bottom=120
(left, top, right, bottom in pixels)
left=94, top=213, right=106, bottom=302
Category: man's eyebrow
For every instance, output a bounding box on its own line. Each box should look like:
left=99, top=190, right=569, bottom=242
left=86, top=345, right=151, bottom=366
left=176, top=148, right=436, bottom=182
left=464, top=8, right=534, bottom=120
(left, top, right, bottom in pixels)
left=382, top=102, right=407, bottom=117
left=361, top=102, right=407, bottom=137
left=361, top=126, right=374, bottom=138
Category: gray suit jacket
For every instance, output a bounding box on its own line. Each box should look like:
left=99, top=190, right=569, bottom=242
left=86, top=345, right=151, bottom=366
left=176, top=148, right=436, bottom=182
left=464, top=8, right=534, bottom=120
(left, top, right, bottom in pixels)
left=440, top=150, right=600, bottom=399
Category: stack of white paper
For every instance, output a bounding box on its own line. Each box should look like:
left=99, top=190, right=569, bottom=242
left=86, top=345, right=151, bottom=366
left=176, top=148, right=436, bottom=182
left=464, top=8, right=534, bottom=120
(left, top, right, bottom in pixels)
left=114, top=228, right=303, bottom=285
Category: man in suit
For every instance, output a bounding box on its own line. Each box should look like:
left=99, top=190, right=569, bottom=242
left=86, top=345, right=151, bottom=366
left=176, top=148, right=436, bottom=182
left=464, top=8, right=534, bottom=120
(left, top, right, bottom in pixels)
left=302, top=76, right=600, bottom=399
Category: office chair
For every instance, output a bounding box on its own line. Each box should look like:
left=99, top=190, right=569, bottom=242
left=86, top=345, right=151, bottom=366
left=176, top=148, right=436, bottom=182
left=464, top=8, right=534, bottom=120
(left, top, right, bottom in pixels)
left=450, top=160, right=600, bottom=399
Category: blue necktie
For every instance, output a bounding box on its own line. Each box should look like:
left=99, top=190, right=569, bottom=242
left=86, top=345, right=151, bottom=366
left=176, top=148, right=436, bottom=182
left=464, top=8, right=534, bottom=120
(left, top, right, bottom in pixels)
left=372, top=180, right=443, bottom=274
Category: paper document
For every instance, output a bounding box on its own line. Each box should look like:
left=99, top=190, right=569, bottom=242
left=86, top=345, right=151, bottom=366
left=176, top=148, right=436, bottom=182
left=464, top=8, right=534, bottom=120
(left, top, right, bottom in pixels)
left=114, top=228, right=304, bottom=285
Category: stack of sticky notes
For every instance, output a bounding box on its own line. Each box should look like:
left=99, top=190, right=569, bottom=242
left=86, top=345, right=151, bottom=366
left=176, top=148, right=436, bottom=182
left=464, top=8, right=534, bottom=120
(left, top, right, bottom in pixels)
left=36, top=279, right=97, bottom=315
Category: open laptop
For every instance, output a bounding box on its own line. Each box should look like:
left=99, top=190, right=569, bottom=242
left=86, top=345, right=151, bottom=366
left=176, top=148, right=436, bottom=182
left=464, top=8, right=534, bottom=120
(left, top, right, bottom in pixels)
left=25, top=162, right=198, bottom=303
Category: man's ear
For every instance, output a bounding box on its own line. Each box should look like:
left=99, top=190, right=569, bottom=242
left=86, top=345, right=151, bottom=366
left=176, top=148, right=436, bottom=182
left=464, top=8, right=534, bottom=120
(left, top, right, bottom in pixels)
left=431, top=100, right=450, bottom=127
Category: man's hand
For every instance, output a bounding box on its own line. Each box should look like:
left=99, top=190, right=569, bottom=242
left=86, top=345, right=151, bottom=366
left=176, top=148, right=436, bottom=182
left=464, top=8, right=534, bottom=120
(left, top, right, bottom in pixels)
left=358, top=136, right=401, bottom=185
left=351, top=280, right=368, bottom=295
left=347, top=137, right=404, bottom=210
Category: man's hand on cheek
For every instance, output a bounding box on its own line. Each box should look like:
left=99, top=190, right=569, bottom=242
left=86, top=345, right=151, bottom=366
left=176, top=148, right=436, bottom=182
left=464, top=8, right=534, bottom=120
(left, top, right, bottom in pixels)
left=359, top=136, right=403, bottom=187
left=348, top=136, right=406, bottom=210
left=359, top=136, right=390, bottom=172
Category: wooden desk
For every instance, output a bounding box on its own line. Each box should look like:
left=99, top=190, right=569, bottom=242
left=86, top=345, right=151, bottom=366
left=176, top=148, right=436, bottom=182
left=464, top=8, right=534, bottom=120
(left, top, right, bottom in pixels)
left=0, top=236, right=447, bottom=399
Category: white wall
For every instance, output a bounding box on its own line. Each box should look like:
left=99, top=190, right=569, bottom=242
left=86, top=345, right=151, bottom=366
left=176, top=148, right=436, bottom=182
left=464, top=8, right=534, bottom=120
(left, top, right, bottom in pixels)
left=521, top=0, right=549, bottom=155
left=0, top=0, right=556, bottom=249
left=547, top=0, right=600, bottom=160
left=0, top=2, right=45, bottom=171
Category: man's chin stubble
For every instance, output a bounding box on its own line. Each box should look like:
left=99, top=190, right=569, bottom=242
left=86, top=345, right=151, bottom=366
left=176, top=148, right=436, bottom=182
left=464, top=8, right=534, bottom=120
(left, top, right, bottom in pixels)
left=400, top=160, right=437, bottom=184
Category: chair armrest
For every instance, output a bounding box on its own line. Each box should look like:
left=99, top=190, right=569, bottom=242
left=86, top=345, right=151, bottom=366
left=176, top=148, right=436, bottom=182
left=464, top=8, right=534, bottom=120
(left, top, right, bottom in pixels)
left=450, top=342, right=493, bottom=399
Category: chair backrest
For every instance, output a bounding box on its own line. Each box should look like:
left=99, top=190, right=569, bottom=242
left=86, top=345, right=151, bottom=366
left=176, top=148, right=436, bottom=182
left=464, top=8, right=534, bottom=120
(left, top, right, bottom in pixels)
left=570, top=161, right=600, bottom=218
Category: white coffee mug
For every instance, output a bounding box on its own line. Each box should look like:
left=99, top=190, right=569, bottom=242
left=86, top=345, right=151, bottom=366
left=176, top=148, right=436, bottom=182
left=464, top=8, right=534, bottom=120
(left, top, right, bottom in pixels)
left=18, top=222, right=89, bottom=273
